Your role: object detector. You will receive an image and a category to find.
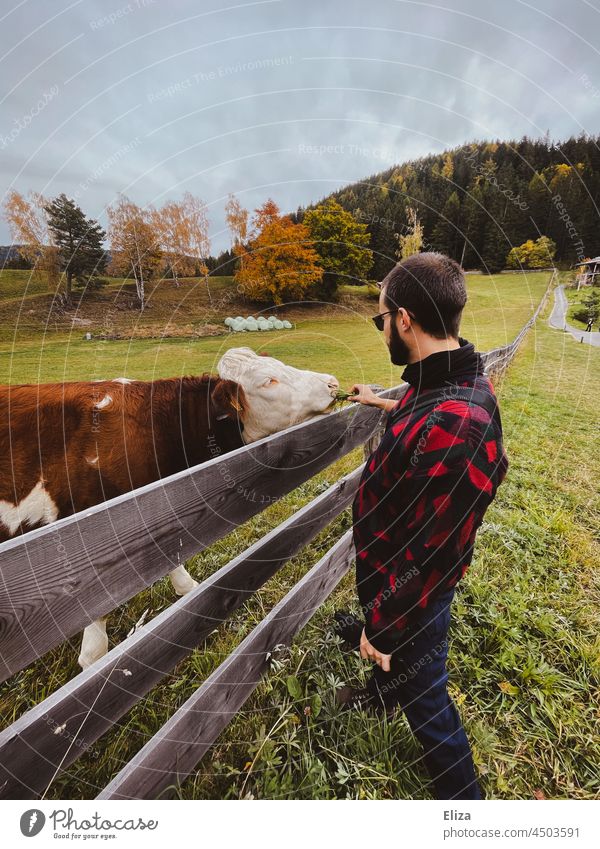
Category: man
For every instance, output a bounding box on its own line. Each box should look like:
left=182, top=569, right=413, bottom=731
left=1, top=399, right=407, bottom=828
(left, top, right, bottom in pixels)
left=336, top=252, right=508, bottom=800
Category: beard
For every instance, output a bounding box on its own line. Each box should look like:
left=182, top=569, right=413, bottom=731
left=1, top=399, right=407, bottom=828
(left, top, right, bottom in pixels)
left=388, top=319, right=411, bottom=365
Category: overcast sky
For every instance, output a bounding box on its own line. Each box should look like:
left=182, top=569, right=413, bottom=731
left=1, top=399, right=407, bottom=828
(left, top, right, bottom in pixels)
left=2, top=0, right=600, bottom=250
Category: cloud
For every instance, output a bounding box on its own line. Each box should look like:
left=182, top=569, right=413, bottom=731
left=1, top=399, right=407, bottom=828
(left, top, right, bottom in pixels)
left=1, top=0, right=599, bottom=249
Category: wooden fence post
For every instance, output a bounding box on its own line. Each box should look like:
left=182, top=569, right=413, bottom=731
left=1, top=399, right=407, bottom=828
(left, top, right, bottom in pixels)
left=363, top=384, right=386, bottom=459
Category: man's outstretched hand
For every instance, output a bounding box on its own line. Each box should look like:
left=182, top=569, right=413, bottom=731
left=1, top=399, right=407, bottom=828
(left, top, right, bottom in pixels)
left=360, top=628, right=392, bottom=672
left=349, top=384, right=398, bottom=413
left=348, top=383, right=381, bottom=406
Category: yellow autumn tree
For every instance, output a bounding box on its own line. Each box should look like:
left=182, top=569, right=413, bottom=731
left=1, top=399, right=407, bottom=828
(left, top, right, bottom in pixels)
left=395, top=207, right=424, bottom=260
left=152, top=192, right=210, bottom=284
left=2, top=190, right=59, bottom=291
left=441, top=152, right=454, bottom=180
left=235, top=201, right=322, bottom=304
left=108, top=195, right=162, bottom=310
left=225, top=193, right=249, bottom=245
left=225, top=193, right=249, bottom=271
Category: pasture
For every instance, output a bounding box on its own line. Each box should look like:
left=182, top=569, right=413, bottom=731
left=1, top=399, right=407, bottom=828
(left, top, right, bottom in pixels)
left=1, top=269, right=554, bottom=385
left=1, top=269, right=598, bottom=800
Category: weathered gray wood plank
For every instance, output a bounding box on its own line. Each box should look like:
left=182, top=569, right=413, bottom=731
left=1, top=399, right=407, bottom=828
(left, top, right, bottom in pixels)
left=98, top=530, right=355, bottom=800
left=0, top=467, right=363, bottom=799
left=0, top=387, right=406, bottom=682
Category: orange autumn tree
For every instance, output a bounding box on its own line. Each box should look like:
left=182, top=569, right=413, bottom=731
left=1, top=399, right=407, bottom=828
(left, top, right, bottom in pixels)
left=235, top=200, right=322, bottom=304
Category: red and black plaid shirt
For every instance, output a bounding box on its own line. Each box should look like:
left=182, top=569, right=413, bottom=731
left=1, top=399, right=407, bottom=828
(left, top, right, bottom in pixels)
left=352, top=342, right=508, bottom=653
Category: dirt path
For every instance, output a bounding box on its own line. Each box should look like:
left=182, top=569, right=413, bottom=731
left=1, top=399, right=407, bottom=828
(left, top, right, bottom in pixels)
left=548, top=284, right=600, bottom=347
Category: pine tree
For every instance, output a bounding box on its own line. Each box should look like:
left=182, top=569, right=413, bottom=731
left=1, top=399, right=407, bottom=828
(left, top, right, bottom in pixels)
left=431, top=192, right=461, bottom=260
left=44, top=194, right=106, bottom=297
left=460, top=183, right=486, bottom=268
left=481, top=221, right=508, bottom=274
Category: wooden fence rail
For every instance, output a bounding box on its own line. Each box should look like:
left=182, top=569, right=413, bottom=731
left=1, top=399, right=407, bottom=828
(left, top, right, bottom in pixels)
left=0, top=271, right=554, bottom=800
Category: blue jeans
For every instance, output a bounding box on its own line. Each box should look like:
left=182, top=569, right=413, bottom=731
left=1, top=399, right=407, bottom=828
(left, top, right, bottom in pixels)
left=370, top=588, right=482, bottom=800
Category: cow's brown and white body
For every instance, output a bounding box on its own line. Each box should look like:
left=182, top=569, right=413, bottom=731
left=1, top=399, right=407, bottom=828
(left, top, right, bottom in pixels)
left=0, top=348, right=339, bottom=670
left=0, top=374, right=246, bottom=667
left=0, top=375, right=246, bottom=536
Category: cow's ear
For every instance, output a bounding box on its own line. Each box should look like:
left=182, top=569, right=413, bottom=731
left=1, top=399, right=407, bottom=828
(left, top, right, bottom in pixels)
left=211, top=378, right=247, bottom=420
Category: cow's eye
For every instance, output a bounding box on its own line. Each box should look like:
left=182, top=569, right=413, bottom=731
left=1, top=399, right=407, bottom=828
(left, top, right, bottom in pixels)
left=263, top=377, right=278, bottom=387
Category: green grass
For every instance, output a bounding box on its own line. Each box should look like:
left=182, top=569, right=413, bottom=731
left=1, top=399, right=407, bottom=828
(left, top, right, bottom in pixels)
left=0, top=270, right=552, bottom=386
left=3, top=269, right=597, bottom=800
left=0, top=268, right=52, bottom=300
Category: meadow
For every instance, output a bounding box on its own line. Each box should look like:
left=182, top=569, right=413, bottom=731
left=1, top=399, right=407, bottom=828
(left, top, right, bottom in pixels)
left=1, top=268, right=598, bottom=800
left=1, top=269, right=553, bottom=386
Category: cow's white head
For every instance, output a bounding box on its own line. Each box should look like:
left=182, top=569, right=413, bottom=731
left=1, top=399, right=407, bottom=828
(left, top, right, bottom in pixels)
left=217, top=347, right=340, bottom=442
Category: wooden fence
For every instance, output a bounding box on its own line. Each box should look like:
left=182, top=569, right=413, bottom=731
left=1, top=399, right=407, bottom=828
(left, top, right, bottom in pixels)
left=0, top=275, right=554, bottom=800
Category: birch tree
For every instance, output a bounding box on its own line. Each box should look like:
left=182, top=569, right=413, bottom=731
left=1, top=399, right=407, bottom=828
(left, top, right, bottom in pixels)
left=152, top=192, right=210, bottom=284
left=3, top=190, right=60, bottom=291
left=225, top=193, right=249, bottom=270
left=107, top=195, right=161, bottom=310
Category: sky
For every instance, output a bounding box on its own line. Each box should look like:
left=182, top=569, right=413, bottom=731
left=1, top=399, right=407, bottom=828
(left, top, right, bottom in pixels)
left=2, top=0, right=600, bottom=251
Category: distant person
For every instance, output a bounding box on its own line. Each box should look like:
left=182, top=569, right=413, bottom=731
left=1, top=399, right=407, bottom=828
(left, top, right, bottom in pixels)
left=337, top=253, right=508, bottom=800
left=586, top=318, right=593, bottom=332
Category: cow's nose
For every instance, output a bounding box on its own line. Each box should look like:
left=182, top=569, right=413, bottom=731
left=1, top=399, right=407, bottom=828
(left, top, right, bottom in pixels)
left=327, top=376, right=340, bottom=392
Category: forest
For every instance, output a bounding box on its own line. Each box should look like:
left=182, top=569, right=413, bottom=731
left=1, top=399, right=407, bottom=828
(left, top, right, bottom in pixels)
left=293, top=134, right=600, bottom=279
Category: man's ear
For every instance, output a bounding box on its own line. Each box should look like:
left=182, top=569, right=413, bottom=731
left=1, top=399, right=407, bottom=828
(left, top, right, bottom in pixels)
left=211, top=378, right=247, bottom=421
left=397, top=307, right=412, bottom=332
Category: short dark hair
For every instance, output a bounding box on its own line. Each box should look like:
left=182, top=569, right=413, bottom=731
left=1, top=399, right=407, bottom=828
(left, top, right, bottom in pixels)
left=382, top=252, right=467, bottom=339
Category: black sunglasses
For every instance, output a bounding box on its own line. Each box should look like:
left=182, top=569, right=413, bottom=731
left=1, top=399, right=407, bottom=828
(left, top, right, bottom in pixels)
left=371, top=307, right=415, bottom=331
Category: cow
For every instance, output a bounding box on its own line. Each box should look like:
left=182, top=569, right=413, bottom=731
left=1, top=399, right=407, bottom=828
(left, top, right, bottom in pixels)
left=0, top=348, right=339, bottom=669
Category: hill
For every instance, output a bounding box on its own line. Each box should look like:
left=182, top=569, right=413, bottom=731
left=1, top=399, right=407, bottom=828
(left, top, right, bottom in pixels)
left=295, top=135, right=600, bottom=280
